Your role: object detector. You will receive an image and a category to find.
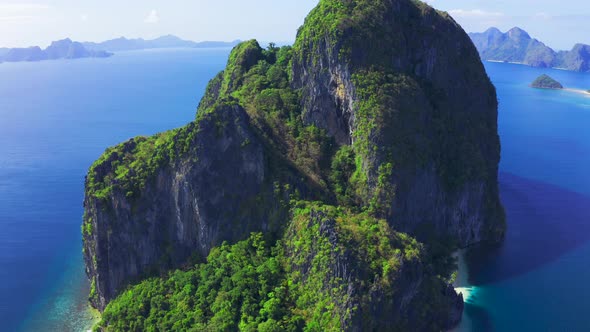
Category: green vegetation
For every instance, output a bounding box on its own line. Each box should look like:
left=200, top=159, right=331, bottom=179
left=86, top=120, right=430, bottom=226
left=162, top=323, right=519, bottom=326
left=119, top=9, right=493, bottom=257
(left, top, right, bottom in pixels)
left=88, top=40, right=335, bottom=202
left=531, top=74, right=563, bottom=89
left=89, top=279, right=97, bottom=303
left=82, top=214, right=93, bottom=237
left=96, top=202, right=456, bottom=331
left=97, top=233, right=292, bottom=332
left=86, top=124, right=199, bottom=200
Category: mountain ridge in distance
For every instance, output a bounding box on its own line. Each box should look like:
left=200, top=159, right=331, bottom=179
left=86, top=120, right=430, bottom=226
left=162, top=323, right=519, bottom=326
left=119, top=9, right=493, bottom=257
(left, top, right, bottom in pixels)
left=0, top=38, right=111, bottom=63
left=0, top=35, right=243, bottom=63
left=469, top=27, right=590, bottom=72
left=82, top=35, right=242, bottom=52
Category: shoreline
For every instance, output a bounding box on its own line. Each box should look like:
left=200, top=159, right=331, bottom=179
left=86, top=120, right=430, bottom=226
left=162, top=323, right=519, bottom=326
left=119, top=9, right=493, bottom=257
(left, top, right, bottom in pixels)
left=486, top=60, right=524, bottom=65
left=564, top=88, right=590, bottom=96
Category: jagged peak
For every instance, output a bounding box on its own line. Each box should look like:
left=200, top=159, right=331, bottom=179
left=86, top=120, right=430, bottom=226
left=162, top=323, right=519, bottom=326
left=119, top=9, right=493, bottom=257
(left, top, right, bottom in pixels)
left=507, top=27, right=531, bottom=39
left=571, top=43, right=590, bottom=51
left=154, top=34, right=183, bottom=41
left=49, top=38, right=73, bottom=45
left=484, top=27, right=502, bottom=34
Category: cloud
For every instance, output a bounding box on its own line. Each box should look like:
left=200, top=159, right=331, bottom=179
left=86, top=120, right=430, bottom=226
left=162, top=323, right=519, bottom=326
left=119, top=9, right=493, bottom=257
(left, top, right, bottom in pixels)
left=144, top=9, right=159, bottom=24
left=447, top=9, right=505, bottom=19
left=0, top=4, right=49, bottom=24
left=81, top=14, right=88, bottom=22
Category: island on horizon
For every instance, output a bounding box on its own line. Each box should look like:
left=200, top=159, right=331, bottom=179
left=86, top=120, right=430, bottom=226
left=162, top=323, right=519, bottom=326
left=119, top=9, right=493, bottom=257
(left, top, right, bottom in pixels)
left=82, top=35, right=242, bottom=53
left=0, top=38, right=111, bottom=63
left=0, top=35, right=242, bottom=64
left=469, top=27, right=590, bottom=73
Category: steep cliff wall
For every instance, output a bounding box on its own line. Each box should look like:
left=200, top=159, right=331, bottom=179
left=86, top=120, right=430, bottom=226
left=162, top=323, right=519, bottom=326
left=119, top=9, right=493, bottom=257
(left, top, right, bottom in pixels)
left=84, top=0, right=504, bottom=329
left=292, top=0, right=505, bottom=245
left=83, top=102, right=313, bottom=309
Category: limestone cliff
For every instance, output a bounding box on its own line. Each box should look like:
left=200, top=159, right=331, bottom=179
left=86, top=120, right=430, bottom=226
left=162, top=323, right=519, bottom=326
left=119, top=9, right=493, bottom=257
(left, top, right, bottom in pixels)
left=83, top=101, right=321, bottom=310
left=83, top=0, right=505, bottom=329
left=292, top=0, right=505, bottom=245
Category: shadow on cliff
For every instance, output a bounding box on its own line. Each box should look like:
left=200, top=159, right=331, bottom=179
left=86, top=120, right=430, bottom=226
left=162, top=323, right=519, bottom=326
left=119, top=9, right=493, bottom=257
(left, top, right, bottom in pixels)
left=466, top=172, right=590, bottom=286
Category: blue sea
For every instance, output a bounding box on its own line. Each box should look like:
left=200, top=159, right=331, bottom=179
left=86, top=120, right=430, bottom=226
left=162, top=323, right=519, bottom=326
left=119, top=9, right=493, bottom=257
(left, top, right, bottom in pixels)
left=456, top=62, right=590, bottom=331
left=0, top=48, right=231, bottom=331
left=0, top=50, right=589, bottom=332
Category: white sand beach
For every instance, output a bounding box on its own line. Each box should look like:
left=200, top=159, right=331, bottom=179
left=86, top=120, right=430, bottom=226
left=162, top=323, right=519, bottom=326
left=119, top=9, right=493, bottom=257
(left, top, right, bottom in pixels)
left=564, top=88, right=590, bottom=96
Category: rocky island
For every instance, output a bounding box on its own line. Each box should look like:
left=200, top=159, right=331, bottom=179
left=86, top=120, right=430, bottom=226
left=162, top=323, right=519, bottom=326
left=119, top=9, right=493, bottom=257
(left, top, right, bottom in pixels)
left=531, top=74, right=564, bottom=89
left=82, top=0, right=505, bottom=330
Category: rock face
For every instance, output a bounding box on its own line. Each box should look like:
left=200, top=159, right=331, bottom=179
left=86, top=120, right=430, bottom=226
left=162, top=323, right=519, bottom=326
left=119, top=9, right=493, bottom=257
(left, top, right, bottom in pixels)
left=83, top=103, right=307, bottom=310
left=83, top=0, right=505, bottom=329
left=292, top=0, right=505, bottom=245
left=531, top=74, right=563, bottom=89
left=469, top=27, right=590, bottom=72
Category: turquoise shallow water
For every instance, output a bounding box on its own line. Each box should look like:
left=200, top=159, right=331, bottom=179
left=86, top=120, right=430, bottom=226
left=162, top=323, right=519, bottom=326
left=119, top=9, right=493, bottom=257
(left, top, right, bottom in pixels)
left=1, top=50, right=589, bottom=331
left=0, top=48, right=230, bottom=331
left=456, top=62, right=590, bottom=331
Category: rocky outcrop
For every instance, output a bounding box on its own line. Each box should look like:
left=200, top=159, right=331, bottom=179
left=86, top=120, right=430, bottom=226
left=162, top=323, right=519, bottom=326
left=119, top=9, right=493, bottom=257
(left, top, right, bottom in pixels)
left=84, top=0, right=505, bottom=328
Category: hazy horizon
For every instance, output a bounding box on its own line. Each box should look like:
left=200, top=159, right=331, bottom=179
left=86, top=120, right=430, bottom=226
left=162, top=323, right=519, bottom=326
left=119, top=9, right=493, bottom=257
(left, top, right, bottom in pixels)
left=0, top=0, right=589, bottom=50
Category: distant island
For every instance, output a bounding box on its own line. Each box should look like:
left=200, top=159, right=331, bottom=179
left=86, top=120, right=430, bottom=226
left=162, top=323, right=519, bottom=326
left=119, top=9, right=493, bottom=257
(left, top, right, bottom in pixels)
left=0, top=38, right=111, bottom=63
left=0, top=35, right=242, bottom=64
left=530, top=74, right=590, bottom=96
left=469, top=27, right=590, bottom=72
left=531, top=74, right=563, bottom=89
left=82, top=35, right=241, bottom=52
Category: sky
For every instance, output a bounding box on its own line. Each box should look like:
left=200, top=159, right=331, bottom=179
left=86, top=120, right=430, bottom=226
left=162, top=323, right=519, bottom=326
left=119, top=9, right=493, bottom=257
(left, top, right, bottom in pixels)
left=0, top=0, right=588, bottom=50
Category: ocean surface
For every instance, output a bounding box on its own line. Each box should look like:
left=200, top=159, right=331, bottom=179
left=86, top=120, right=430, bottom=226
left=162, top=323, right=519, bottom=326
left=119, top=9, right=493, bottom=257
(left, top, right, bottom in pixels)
left=455, top=62, right=590, bottom=331
left=0, top=50, right=589, bottom=332
left=0, top=48, right=231, bottom=331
